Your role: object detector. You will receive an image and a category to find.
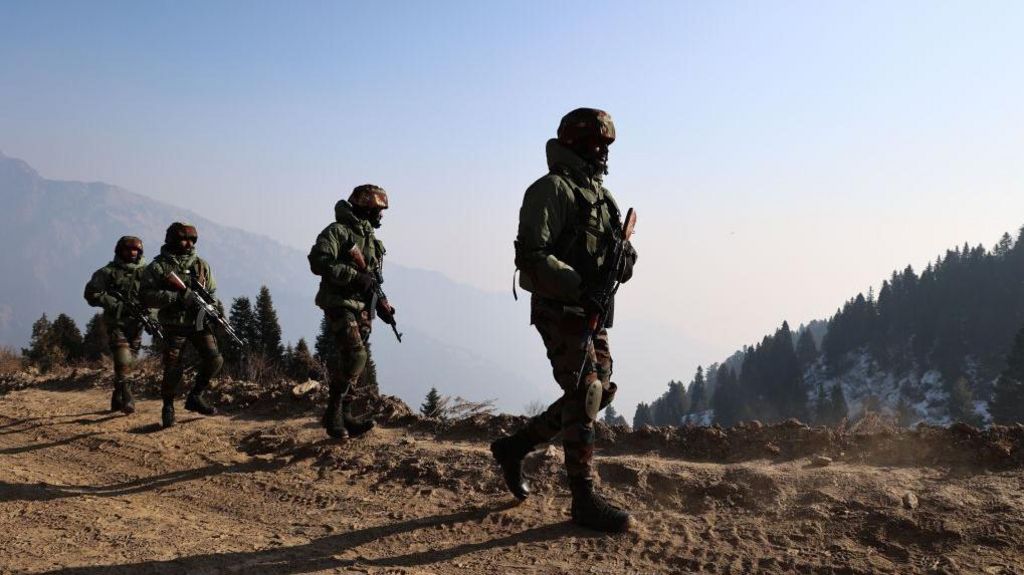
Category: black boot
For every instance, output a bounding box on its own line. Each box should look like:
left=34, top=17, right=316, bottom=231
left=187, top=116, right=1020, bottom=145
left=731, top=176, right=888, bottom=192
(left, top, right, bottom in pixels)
left=322, top=395, right=348, bottom=439
left=110, top=383, right=124, bottom=413
left=121, top=381, right=135, bottom=414
left=569, top=476, right=631, bottom=533
left=161, top=400, right=176, bottom=429
left=342, top=401, right=375, bottom=438
left=184, top=390, right=217, bottom=415
left=490, top=434, right=533, bottom=500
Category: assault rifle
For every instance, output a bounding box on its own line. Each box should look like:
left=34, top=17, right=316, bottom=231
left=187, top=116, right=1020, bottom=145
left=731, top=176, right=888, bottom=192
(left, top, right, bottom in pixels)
left=109, top=287, right=164, bottom=342
left=574, top=207, right=637, bottom=389
left=165, top=271, right=246, bottom=347
left=348, top=245, right=403, bottom=342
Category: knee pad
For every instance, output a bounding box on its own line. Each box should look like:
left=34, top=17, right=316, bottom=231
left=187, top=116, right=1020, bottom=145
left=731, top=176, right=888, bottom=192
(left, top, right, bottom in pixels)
left=584, top=378, right=603, bottom=421
left=599, top=381, right=618, bottom=411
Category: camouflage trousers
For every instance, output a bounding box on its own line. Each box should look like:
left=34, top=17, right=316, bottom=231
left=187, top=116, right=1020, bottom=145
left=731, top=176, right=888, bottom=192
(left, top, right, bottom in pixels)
left=325, top=308, right=373, bottom=402
left=108, top=325, right=143, bottom=383
left=160, top=325, right=223, bottom=401
left=519, top=297, right=617, bottom=479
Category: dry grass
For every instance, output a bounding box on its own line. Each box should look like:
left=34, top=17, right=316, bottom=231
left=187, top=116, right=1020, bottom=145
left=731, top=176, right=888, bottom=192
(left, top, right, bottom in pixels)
left=0, top=346, right=23, bottom=375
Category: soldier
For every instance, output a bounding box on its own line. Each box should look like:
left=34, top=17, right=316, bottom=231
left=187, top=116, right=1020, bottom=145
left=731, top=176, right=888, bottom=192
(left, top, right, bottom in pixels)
left=307, top=185, right=394, bottom=440
left=491, top=108, right=638, bottom=532
left=140, top=222, right=224, bottom=428
left=83, top=236, right=150, bottom=414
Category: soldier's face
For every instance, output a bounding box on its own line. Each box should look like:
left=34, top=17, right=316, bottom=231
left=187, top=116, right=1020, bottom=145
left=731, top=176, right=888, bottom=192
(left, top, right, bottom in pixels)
left=577, top=139, right=611, bottom=174
left=174, top=235, right=196, bottom=254
left=120, top=246, right=141, bottom=262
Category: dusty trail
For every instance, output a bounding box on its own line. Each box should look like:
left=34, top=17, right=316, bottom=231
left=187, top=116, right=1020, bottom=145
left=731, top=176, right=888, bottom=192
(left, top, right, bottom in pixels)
left=1, top=379, right=1022, bottom=574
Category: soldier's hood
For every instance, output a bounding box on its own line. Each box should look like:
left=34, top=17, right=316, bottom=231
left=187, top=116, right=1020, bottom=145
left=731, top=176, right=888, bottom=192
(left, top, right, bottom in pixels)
left=546, top=139, right=603, bottom=183
left=110, top=255, right=146, bottom=270
left=334, top=199, right=371, bottom=230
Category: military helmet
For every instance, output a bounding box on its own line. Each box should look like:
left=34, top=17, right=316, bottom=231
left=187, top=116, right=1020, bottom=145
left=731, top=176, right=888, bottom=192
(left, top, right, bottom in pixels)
left=115, top=235, right=144, bottom=256
left=557, top=108, right=616, bottom=146
left=349, top=184, right=389, bottom=210
left=165, top=222, right=198, bottom=245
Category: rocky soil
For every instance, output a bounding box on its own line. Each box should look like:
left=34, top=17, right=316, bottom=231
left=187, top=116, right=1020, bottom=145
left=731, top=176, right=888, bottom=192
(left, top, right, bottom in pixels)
left=1, top=368, right=1023, bottom=574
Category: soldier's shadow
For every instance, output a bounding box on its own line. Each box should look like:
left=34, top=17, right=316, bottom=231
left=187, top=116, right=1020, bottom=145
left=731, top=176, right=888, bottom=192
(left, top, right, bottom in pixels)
left=36, top=502, right=587, bottom=574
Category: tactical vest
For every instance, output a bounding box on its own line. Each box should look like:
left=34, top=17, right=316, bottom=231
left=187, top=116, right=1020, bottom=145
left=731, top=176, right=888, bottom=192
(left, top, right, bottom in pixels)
left=515, top=170, right=622, bottom=298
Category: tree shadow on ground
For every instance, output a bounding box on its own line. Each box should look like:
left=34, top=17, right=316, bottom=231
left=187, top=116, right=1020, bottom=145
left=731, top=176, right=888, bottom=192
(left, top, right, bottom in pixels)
left=0, top=457, right=291, bottom=503
left=0, top=411, right=111, bottom=435
left=35, top=501, right=585, bottom=575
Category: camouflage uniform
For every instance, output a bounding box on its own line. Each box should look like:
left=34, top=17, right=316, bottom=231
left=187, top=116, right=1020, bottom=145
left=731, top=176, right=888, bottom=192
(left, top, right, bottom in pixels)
left=83, top=236, right=149, bottom=413
left=308, top=185, right=389, bottom=439
left=140, top=223, right=223, bottom=427
left=514, top=137, right=626, bottom=478
left=493, top=108, right=636, bottom=532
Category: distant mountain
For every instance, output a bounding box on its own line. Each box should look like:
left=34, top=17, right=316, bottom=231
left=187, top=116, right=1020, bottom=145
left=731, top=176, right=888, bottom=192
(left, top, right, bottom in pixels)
left=0, top=152, right=716, bottom=414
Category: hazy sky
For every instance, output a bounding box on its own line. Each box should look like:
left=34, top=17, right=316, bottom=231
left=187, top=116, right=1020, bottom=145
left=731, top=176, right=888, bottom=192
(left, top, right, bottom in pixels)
left=3, top=1, right=1024, bottom=367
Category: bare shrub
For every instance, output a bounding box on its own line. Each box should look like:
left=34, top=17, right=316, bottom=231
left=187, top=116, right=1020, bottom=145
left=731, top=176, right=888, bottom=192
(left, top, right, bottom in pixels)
left=523, top=400, right=547, bottom=417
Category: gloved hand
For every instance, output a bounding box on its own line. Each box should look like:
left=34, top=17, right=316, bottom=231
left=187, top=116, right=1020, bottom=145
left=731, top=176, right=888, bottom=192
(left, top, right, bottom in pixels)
left=618, top=240, right=638, bottom=283
left=351, top=271, right=378, bottom=293
left=376, top=299, right=396, bottom=323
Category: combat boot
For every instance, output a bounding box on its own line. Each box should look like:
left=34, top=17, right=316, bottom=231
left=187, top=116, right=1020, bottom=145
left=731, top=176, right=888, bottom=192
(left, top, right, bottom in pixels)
left=569, top=476, right=631, bottom=533
left=121, top=381, right=136, bottom=415
left=490, top=434, right=533, bottom=500
left=342, top=402, right=375, bottom=438
left=322, top=396, right=348, bottom=440
left=161, top=401, right=176, bottom=429
left=110, top=384, right=124, bottom=413
left=184, top=390, right=217, bottom=416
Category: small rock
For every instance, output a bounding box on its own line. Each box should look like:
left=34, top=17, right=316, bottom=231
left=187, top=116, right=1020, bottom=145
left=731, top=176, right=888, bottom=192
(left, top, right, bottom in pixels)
left=765, top=443, right=781, bottom=455
left=291, top=380, right=320, bottom=398
left=902, top=491, right=919, bottom=510
left=811, top=455, right=833, bottom=467
left=400, top=436, right=416, bottom=446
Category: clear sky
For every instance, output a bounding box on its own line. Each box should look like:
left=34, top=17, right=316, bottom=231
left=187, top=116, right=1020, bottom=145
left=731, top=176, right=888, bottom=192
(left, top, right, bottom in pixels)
left=3, top=1, right=1024, bottom=367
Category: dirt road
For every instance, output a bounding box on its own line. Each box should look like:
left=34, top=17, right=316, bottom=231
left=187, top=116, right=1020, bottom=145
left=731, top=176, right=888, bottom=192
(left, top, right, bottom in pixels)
left=1, top=378, right=1022, bottom=574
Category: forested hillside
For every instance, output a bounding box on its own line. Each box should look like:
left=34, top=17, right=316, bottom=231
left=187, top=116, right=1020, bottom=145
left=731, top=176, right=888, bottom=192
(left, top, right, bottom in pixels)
left=635, top=227, right=1024, bottom=428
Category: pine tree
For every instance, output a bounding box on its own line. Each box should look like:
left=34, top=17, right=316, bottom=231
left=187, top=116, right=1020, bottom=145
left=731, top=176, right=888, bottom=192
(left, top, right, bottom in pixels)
left=828, top=384, right=849, bottom=424
left=795, top=328, right=818, bottom=368
left=603, top=405, right=628, bottom=427
left=82, top=313, right=108, bottom=362
left=632, top=402, right=653, bottom=428
left=712, top=367, right=742, bottom=426
left=421, top=387, right=443, bottom=417
left=814, top=383, right=829, bottom=425
left=50, top=314, right=84, bottom=363
left=289, top=338, right=318, bottom=381
left=226, top=297, right=259, bottom=367
left=991, top=326, right=1024, bottom=424
left=254, top=286, right=283, bottom=363
left=314, top=315, right=337, bottom=368
left=23, top=314, right=62, bottom=372
left=947, top=377, right=980, bottom=425
left=688, top=366, right=708, bottom=414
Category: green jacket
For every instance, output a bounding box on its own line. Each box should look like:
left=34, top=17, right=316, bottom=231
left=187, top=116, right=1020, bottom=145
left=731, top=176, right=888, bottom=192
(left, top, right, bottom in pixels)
left=515, top=139, right=623, bottom=304
left=83, top=256, right=148, bottom=329
left=140, top=245, right=218, bottom=328
left=308, top=199, right=385, bottom=311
